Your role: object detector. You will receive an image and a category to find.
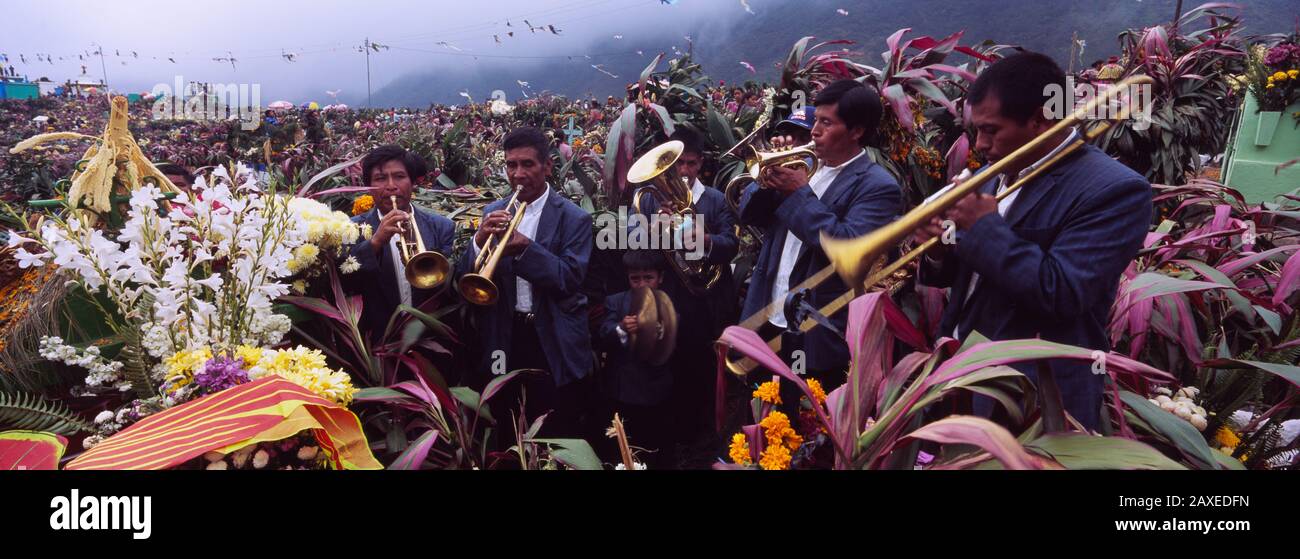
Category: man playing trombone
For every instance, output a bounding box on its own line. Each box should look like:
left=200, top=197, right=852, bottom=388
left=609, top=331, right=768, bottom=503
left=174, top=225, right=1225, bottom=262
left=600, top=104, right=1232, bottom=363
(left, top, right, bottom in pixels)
left=739, top=80, right=902, bottom=389
left=914, top=52, right=1153, bottom=430
left=348, top=145, right=455, bottom=342
left=460, top=126, right=595, bottom=438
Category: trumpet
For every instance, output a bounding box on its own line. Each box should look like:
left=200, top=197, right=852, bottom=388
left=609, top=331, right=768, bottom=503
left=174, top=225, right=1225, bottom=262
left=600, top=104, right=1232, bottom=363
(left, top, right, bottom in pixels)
left=390, top=196, right=451, bottom=290
left=721, top=139, right=822, bottom=242
left=459, top=189, right=527, bottom=306
left=722, top=74, right=1155, bottom=377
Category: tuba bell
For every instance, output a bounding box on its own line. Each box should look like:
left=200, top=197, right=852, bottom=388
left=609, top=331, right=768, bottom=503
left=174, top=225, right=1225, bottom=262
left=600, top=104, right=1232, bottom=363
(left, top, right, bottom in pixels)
left=390, top=196, right=450, bottom=290
left=627, top=141, right=722, bottom=296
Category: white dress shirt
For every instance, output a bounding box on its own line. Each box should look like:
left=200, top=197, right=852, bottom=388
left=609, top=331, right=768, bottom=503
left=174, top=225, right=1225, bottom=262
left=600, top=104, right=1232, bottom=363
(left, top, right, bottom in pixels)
left=472, top=186, right=550, bottom=313
left=377, top=207, right=413, bottom=308
left=768, top=149, right=866, bottom=327
left=955, top=129, right=1080, bottom=338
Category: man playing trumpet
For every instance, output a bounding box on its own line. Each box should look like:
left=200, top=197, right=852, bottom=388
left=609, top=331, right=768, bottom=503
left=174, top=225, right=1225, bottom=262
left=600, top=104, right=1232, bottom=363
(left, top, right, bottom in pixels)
left=348, top=145, right=455, bottom=341
left=459, top=126, right=595, bottom=439
left=739, top=80, right=901, bottom=390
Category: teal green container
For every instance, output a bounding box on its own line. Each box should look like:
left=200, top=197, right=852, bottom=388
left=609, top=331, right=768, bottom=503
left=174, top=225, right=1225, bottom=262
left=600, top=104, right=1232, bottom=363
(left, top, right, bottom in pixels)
left=0, top=81, right=40, bottom=100
left=1222, top=93, right=1300, bottom=203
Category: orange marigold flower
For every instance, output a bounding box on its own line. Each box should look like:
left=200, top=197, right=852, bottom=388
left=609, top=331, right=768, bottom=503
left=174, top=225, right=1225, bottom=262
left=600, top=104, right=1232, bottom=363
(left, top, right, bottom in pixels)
left=753, top=380, right=781, bottom=404
left=758, top=441, right=793, bottom=470
left=351, top=194, right=375, bottom=216
left=728, top=433, right=752, bottom=466
left=807, top=378, right=827, bottom=406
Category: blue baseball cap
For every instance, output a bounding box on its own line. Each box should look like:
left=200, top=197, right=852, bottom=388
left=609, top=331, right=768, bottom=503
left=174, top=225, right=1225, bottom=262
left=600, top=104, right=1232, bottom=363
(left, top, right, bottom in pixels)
left=776, top=106, right=815, bottom=131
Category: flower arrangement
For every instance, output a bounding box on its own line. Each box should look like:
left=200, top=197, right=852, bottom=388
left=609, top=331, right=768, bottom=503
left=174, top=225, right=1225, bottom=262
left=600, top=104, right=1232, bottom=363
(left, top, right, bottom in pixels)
left=1246, top=40, right=1300, bottom=112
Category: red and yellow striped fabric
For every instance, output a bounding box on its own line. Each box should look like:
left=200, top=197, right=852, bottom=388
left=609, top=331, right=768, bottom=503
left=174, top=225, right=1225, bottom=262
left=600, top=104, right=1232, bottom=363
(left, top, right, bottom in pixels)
left=0, top=430, right=68, bottom=470
left=67, top=377, right=381, bottom=470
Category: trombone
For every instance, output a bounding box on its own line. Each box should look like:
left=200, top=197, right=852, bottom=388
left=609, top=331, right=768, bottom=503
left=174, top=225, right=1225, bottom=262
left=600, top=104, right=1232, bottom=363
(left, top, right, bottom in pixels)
left=390, top=196, right=451, bottom=290
left=723, top=74, right=1154, bottom=377
left=459, top=189, right=527, bottom=306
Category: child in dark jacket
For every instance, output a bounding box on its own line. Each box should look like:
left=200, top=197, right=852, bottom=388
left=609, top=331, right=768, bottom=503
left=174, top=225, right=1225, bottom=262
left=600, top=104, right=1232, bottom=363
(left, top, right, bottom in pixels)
left=597, top=250, right=678, bottom=468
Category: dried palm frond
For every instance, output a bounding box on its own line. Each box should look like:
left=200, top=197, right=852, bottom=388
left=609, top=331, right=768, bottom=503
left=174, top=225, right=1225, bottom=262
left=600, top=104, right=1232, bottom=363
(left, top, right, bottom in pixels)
left=8, top=96, right=179, bottom=224
left=0, top=267, right=69, bottom=394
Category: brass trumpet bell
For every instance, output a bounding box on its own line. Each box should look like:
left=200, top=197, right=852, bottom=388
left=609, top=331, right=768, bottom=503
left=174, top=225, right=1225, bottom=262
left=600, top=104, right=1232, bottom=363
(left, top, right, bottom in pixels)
left=390, top=196, right=450, bottom=290
left=458, top=190, right=528, bottom=306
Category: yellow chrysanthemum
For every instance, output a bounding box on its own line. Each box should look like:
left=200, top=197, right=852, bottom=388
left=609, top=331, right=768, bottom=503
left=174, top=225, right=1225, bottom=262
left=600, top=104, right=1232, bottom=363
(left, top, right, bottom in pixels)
left=1289, top=69, right=1299, bottom=79
left=164, top=348, right=213, bottom=390
left=807, top=378, right=827, bottom=406
left=252, top=346, right=356, bottom=405
left=294, top=243, right=321, bottom=268
left=1214, top=426, right=1241, bottom=450
left=753, top=380, right=781, bottom=404
left=1273, top=71, right=1288, bottom=81
left=234, top=345, right=264, bottom=368
left=352, top=194, right=375, bottom=216
left=728, top=433, right=752, bottom=466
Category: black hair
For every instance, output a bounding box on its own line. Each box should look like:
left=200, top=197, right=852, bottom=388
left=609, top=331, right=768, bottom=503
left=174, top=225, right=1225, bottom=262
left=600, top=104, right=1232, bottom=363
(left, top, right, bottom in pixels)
left=156, top=163, right=193, bottom=185
left=623, top=250, right=665, bottom=273
left=360, top=145, right=429, bottom=185
left=668, top=128, right=705, bottom=157
left=813, top=79, right=883, bottom=146
left=502, top=126, right=551, bottom=163
left=967, top=51, right=1068, bottom=124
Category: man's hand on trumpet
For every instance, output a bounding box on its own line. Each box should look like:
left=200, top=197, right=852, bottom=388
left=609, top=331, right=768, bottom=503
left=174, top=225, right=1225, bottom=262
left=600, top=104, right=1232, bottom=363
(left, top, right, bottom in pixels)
left=475, top=209, right=531, bottom=256
left=371, top=208, right=410, bottom=253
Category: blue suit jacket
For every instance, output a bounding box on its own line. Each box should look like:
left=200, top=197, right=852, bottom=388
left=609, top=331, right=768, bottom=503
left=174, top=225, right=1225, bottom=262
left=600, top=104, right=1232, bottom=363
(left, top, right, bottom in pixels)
left=598, top=290, right=673, bottom=406
left=739, top=153, right=901, bottom=373
left=348, top=207, right=455, bottom=339
left=457, top=191, right=595, bottom=386
left=921, top=145, right=1153, bottom=430
left=631, top=185, right=739, bottom=339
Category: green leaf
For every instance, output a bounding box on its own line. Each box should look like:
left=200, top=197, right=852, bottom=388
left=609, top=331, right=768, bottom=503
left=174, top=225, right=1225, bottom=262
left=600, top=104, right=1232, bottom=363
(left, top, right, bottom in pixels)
left=706, top=104, right=737, bottom=150
left=0, top=392, right=90, bottom=435
left=1026, top=434, right=1187, bottom=470
left=530, top=438, right=603, bottom=470
left=450, top=386, right=493, bottom=423
left=1119, top=391, right=1217, bottom=469
left=1197, top=359, right=1300, bottom=388
left=1210, top=449, right=1248, bottom=471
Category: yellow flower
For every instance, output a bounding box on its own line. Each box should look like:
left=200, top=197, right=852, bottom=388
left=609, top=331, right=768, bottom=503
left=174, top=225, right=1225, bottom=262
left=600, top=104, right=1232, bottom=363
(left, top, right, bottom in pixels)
left=1214, top=426, right=1241, bottom=450
left=728, top=433, right=752, bottom=466
left=1267, top=83, right=1276, bottom=89
left=1290, top=70, right=1299, bottom=79
left=1273, top=71, right=1288, bottom=81
left=234, top=345, right=264, bottom=368
left=252, top=346, right=357, bottom=405
left=352, top=194, right=375, bottom=216
left=164, top=348, right=213, bottom=390
left=294, top=244, right=321, bottom=268
left=753, top=380, right=781, bottom=404
left=807, top=378, right=827, bottom=406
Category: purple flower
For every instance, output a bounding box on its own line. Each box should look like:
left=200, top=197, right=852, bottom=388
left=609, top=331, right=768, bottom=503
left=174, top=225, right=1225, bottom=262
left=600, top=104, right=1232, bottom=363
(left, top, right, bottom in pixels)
left=1264, top=43, right=1300, bottom=68
left=193, top=355, right=250, bottom=393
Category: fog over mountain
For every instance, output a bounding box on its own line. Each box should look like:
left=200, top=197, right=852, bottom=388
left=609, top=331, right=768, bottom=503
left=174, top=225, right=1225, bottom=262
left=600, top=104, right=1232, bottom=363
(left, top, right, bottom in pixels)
left=2, top=0, right=1295, bottom=108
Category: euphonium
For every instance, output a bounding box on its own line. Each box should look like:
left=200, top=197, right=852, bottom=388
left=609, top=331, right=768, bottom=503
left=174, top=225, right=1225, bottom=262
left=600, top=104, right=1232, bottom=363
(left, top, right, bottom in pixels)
left=390, top=196, right=450, bottom=290
left=628, top=141, right=722, bottom=296
left=459, top=189, right=527, bottom=306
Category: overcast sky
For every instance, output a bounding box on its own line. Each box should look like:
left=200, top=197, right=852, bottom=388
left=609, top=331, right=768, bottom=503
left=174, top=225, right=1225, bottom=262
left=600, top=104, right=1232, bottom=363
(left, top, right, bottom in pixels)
left=1, top=0, right=750, bottom=103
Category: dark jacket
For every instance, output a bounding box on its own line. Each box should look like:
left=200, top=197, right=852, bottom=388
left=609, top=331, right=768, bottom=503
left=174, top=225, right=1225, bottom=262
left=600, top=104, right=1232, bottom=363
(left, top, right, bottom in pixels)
left=921, top=144, right=1153, bottom=430
left=739, top=153, right=901, bottom=373
left=348, top=206, right=455, bottom=339
left=598, top=290, right=674, bottom=406
left=456, top=190, right=595, bottom=386
left=631, top=184, right=739, bottom=339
